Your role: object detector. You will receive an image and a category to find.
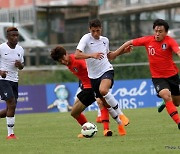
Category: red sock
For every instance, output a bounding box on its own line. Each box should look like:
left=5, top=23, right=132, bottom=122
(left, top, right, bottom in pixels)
left=101, top=107, right=109, bottom=130
left=165, top=101, right=180, bottom=124
left=75, top=113, right=87, bottom=126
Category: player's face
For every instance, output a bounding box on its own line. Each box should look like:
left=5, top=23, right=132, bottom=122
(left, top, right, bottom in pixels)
left=7, top=31, right=19, bottom=45
left=153, top=26, right=167, bottom=42
left=59, top=54, right=69, bottom=66
left=89, top=27, right=102, bottom=40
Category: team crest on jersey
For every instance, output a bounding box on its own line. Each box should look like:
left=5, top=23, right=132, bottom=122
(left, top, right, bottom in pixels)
left=73, top=67, right=78, bottom=72
left=162, top=44, right=167, bottom=50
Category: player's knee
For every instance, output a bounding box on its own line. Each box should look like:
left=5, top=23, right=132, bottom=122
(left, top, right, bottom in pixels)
left=159, top=89, right=172, bottom=101
left=99, top=89, right=108, bottom=96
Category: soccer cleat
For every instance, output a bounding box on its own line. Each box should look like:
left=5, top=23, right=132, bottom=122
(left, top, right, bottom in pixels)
left=96, top=116, right=102, bottom=123
left=6, top=134, right=18, bottom=140
left=103, top=129, right=113, bottom=136
left=178, top=123, right=180, bottom=130
left=119, top=114, right=130, bottom=126
left=158, top=101, right=166, bottom=113
left=118, top=124, right=126, bottom=136
left=77, top=133, right=84, bottom=138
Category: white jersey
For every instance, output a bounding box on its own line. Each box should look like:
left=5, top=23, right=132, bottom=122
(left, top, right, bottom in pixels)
left=77, top=33, right=113, bottom=79
left=0, top=42, right=24, bottom=82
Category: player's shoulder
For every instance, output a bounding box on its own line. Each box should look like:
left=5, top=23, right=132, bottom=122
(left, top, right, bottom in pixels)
left=81, top=33, right=91, bottom=39
left=16, top=44, right=24, bottom=52
left=165, top=35, right=175, bottom=41
left=0, top=42, right=7, bottom=48
left=100, top=36, right=109, bottom=42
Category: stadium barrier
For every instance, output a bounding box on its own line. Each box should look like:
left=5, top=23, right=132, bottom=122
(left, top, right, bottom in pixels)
left=0, top=79, right=162, bottom=114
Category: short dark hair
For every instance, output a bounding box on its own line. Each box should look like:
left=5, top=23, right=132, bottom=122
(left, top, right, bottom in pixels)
left=153, top=19, right=169, bottom=32
left=6, top=27, right=18, bottom=33
left=50, top=46, right=67, bottom=61
left=89, top=19, right=102, bottom=28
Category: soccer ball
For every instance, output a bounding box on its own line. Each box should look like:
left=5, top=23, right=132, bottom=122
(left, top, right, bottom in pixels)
left=81, top=122, right=98, bottom=138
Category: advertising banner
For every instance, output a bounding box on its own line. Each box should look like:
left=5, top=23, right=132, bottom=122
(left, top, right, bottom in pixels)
left=112, top=79, right=162, bottom=109
left=0, top=79, right=162, bottom=114
left=0, top=85, right=47, bottom=114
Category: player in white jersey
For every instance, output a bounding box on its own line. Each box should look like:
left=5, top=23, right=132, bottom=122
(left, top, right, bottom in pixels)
left=0, top=27, right=24, bottom=139
left=75, top=19, right=130, bottom=136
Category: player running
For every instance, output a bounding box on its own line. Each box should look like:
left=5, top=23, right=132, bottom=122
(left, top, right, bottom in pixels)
left=115, top=19, right=180, bottom=129
left=0, top=27, right=24, bottom=139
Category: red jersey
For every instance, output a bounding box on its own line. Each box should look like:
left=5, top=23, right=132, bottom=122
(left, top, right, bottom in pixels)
left=132, top=35, right=179, bottom=78
left=67, top=54, right=91, bottom=89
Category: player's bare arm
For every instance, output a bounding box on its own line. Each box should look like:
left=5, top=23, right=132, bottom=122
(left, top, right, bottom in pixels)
left=115, top=40, right=133, bottom=56
left=107, top=41, right=133, bottom=60
left=75, top=49, right=104, bottom=60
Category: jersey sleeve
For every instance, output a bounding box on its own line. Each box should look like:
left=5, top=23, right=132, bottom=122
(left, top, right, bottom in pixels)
left=20, top=47, right=25, bottom=63
left=132, top=36, right=149, bottom=46
left=106, top=38, right=110, bottom=54
left=76, top=34, right=88, bottom=52
left=169, top=37, right=179, bottom=53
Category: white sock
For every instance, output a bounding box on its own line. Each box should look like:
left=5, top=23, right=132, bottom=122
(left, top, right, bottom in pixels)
left=103, top=92, right=123, bottom=115
left=107, top=107, right=122, bottom=125
left=6, top=116, right=15, bottom=136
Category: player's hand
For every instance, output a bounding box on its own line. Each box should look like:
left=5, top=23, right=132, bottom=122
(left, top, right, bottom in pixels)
left=0, top=70, right=8, bottom=78
left=124, top=45, right=133, bottom=53
left=92, top=52, right=104, bottom=60
left=15, top=60, right=21, bottom=67
left=15, top=60, right=24, bottom=70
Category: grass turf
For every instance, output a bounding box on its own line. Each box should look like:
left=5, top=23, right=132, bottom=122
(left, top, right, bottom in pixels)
left=0, top=108, right=180, bottom=154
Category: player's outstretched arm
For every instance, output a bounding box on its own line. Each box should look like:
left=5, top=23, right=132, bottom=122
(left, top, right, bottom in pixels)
left=108, top=40, right=133, bottom=60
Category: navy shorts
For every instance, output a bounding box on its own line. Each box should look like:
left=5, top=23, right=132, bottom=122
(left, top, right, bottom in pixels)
left=0, top=80, right=18, bottom=101
left=152, top=74, right=180, bottom=97
left=77, top=88, right=96, bottom=107
left=90, top=70, right=114, bottom=98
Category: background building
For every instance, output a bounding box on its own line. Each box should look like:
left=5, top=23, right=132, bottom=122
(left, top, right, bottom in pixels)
left=1, top=0, right=180, bottom=45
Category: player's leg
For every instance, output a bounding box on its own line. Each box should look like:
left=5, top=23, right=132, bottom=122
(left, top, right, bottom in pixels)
left=6, top=97, right=17, bottom=139
left=96, top=98, right=112, bottom=136
left=100, top=97, right=126, bottom=136
left=74, top=88, right=96, bottom=138
left=159, top=89, right=180, bottom=128
left=0, top=80, right=17, bottom=139
left=153, top=75, right=180, bottom=129
left=91, top=71, right=127, bottom=136
left=0, top=108, right=7, bottom=118
left=71, top=98, right=87, bottom=126
left=172, top=96, right=180, bottom=107
left=96, top=99, right=102, bottom=123
left=158, top=97, right=179, bottom=113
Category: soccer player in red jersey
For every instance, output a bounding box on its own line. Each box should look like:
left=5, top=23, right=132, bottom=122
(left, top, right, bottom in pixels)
left=115, top=19, right=180, bottom=129
left=51, top=46, right=123, bottom=137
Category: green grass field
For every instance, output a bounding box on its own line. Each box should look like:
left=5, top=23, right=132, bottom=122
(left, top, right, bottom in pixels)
left=0, top=108, right=180, bottom=154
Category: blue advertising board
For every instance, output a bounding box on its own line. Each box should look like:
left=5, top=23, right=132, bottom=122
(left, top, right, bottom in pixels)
left=0, top=85, right=47, bottom=114
left=0, top=79, right=162, bottom=114
left=112, top=79, right=162, bottom=109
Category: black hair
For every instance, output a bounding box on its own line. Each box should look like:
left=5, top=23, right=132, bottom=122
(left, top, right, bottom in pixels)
left=89, top=19, right=102, bottom=28
left=50, top=46, right=66, bottom=61
left=6, top=27, right=18, bottom=33
left=153, top=19, right=169, bottom=32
